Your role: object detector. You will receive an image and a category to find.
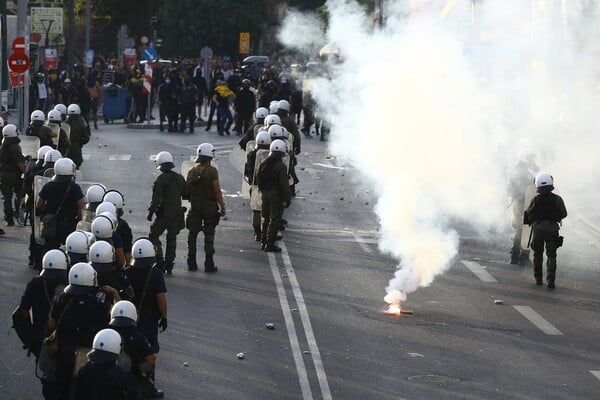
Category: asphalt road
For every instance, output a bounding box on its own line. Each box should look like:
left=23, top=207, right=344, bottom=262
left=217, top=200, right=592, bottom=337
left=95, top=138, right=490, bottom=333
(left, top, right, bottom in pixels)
left=0, top=120, right=599, bottom=399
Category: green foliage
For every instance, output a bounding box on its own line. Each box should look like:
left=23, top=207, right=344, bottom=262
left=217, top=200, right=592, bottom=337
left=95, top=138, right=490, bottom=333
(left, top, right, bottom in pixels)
left=159, top=0, right=267, bottom=58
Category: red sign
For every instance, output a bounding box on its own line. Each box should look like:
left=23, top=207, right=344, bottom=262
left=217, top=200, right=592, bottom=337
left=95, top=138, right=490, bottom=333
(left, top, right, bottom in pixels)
left=44, top=48, right=58, bottom=69
left=9, top=71, right=26, bottom=88
left=123, top=48, right=136, bottom=65
left=12, top=37, right=26, bottom=52
left=8, top=53, right=30, bottom=73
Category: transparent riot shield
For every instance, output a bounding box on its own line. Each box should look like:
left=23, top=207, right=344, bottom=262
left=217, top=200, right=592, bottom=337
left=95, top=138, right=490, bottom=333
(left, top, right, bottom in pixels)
left=74, top=170, right=83, bottom=182
left=520, top=184, right=537, bottom=253
left=60, top=121, right=71, bottom=139
left=34, top=175, right=52, bottom=244
left=19, top=136, right=40, bottom=161
left=43, top=168, right=55, bottom=178
left=228, top=146, right=247, bottom=175
left=76, top=181, right=104, bottom=232
left=282, top=153, right=292, bottom=185
left=250, top=149, right=270, bottom=211
left=240, top=141, right=257, bottom=199
left=45, top=122, right=61, bottom=147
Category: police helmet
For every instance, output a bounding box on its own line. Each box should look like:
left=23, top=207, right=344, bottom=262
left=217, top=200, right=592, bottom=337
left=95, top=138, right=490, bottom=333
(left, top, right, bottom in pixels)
left=89, top=240, right=116, bottom=272
left=86, top=185, right=107, bottom=204
left=264, top=114, right=281, bottom=128
left=47, top=109, right=62, bottom=123
left=2, top=124, right=18, bottom=138
left=88, top=328, right=122, bottom=363
left=31, top=110, right=45, bottom=122
left=256, top=130, right=272, bottom=146
left=95, top=202, right=117, bottom=218
left=44, top=149, right=62, bottom=164
left=91, top=215, right=114, bottom=239
left=269, top=139, right=287, bottom=158
left=109, top=300, right=138, bottom=328
left=155, top=151, right=174, bottom=170
left=54, top=104, right=67, bottom=117
left=255, top=107, right=269, bottom=120
left=0, top=117, right=4, bottom=128
left=64, top=262, right=97, bottom=295
left=131, top=238, right=156, bottom=268
left=52, top=158, right=76, bottom=183
left=277, top=100, right=290, bottom=112
left=535, top=172, right=554, bottom=188
left=98, top=211, right=118, bottom=231
left=42, top=249, right=69, bottom=271
left=67, top=104, right=81, bottom=115
left=37, top=145, right=53, bottom=161
left=268, top=125, right=285, bottom=140
left=103, top=190, right=125, bottom=209
left=66, top=231, right=94, bottom=255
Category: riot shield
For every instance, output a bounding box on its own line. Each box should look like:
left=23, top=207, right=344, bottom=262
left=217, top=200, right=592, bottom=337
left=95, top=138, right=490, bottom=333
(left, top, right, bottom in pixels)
left=60, top=122, right=71, bottom=139
left=43, top=168, right=55, bottom=178
left=228, top=146, right=247, bottom=174
left=19, top=136, right=40, bottom=160
left=76, top=181, right=105, bottom=232
left=34, top=175, right=52, bottom=244
left=250, top=149, right=270, bottom=211
left=45, top=122, right=61, bottom=147
left=520, top=185, right=537, bottom=252
left=240, top=141, right=257, bottom=199
left=75, top=170, right=83, bottom=182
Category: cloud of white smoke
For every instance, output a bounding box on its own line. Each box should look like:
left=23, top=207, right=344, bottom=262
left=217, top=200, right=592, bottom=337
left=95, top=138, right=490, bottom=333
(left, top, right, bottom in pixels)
left=279, top=0, right=600, bottom=305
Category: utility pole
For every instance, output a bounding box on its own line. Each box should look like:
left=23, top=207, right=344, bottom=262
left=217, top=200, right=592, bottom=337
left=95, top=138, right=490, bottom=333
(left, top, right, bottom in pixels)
left=67, top=0, right=75, bottom=77
left=0, top=1, right=7, bottom=90
left=17, top=0, right=30, bottom=131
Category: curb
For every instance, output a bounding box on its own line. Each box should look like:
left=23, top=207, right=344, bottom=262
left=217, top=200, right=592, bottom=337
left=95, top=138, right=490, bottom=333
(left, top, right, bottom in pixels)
left=127, top=120, right=207, bottom=130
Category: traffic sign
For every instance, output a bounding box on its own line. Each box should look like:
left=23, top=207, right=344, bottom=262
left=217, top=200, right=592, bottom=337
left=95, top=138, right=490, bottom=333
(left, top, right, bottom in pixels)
left=12, top=37, right=27, bottom=52
left=8, top=53, right=30, bottom=73
left=143, top=47, right=157, bottom=62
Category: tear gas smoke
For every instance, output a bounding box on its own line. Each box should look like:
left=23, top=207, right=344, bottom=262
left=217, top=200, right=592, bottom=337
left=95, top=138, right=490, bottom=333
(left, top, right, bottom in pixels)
left=279, top=0, right=600, bottom=305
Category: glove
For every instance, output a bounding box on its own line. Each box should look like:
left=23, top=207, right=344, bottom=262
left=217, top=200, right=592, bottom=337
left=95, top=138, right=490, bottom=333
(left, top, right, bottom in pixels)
left=147, top=210, right=154, bottom=222
left=158, top=317, right=168, bottom=332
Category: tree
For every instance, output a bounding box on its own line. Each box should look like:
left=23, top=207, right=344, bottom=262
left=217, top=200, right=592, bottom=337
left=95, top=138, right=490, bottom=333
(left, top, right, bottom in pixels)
left=159, top=0, right=267, bottom=58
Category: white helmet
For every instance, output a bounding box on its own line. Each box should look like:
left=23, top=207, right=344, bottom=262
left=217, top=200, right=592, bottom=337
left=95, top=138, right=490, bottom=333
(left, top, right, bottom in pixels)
left=67, top=104, right=81, bottom=115
left=2, top=124, right=18, bottom=138
left=86, top=185, right=106, bottom=203
left=109, top=300, right=138, bottom=327
left=91, top=215, right=114, bottom=239
left=269, top=139, right=287, bottom=155
left=264, top=114, right=281, bottom=128
left=89, top=240, right=116, bottom=270
left=535, top=172, right=554, bottom=188
left=31, top=110, right=45, bottom=121
left=131, top=238, right=156, bottom=267
left=66, top=231, right=95, bottom=255
left=256, top=130, right=272, bottom=146
left=91, top=328, right=122, bottom=356
left=44, top=149, right=62, bottom=164
left=65, top=262, right=97, bottom=295
left=255, top=107, right=269, bottom=119
left=277, top=100, right=290, bottom=112
left=155, top=151, right=174, bottom=170
left=54, top=104, right=67, bottom=116
left=95, top=202, right=117, bottom=218
left=37, top=145, right=53, bottom=161
left=197, top=143, right=215, bottom=158
left=103, top=190, right=125, bottom=209
left=54, top=158, right=76, bottom=176
left=281, top=127, right=290, bottom=140
left=268, top=125, right=285, bottom=140
left=47, top=109, right=62, bottom=122
left=98, top=211, right=118, bottom=230
left=0, top=116, right=4, bottom=127
left=269, top=101, right=279, bottom=114
left=42, top=249, right=69, bottom=270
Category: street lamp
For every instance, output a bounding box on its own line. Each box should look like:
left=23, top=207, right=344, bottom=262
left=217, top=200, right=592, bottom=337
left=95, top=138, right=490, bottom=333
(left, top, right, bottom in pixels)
left=40, top=18, right=54, bottom=47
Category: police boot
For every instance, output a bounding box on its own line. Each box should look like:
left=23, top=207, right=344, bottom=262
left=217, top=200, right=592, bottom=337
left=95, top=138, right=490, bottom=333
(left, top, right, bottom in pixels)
left=547, top=257, right=557, bottom=289
left=187, top=254, right=198, bottom=271
left=263, top=243, right=281, bottom=252
left=533, top=268, right=543, bottom=285
left=204, top=255, right=218, bottom=273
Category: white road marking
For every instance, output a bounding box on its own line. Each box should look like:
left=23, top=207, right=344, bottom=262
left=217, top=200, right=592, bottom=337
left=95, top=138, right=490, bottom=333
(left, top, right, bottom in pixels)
left=108, top=154, right=131, bottom=161
left=513, top=306, right=563, bottom=335
left=353, top=233, right=374, bottom=253
left=267, top=252, right=314, bottom=400
left=461, top=260, right=497, bottom=283
left=82, top=154, right=91, bottom=160
left=280, top=242, right=333, bottom=400
left=149, top=154, right=157, bottom=161
left=591, top=371, right=600, bottom=381
left=312, top=162, right=345, bottom=170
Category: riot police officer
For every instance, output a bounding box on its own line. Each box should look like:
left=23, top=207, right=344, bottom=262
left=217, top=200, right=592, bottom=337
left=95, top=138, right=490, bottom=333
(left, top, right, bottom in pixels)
left=239, top=107, right=269, bottom=150
left=48, top=262, right=120, bottom=399
left=179, top=77, right=199, bottom=133
left=147, top=151, right=187, bottom=274
left=89, top=240, right=134, bottom=301
left=91, top=211, right=127, bottom=268
left=103, top=190, right=133, bottom=263
left=73, top=328, right=143, bottom=400
left=66, top=230, right=95, bottom=263
left=125, top=239, right=168, bottom=356
left=0, top=124, right=27, bottom=226
left=109, top=301, right=164, bottom=398
left=245, top=131, right=271, bottom=241
left=65, top=104, right=89, bottom=168
left=276, top=100, right=301, bottom=196
left=48, top=109, right=70, bottom=156
left=26, top=110, right=56, bottom=148
left=185, top=143, right=226, bottom=272
left=524, top=172, right=568, bottom=288
left=18, top=249, right=69, bottom=399
left=257, top=140, right=291, bottom=252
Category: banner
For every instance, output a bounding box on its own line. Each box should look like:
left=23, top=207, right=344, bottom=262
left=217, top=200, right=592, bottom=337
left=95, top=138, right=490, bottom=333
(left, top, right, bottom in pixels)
left=83, top=49, right=95, bottom=68
left=30, top=7, right=64, bottom=45
left=239, top=32, right=250, bottom=55
left=44, top=48, right=58, bottom=69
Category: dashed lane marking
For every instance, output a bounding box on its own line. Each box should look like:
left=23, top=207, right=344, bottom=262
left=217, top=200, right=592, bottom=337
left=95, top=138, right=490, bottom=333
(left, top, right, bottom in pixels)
left=461, top=260, right=497, bottom=283
left=108, top=154, right=132, bottom=161
left=591, top=371, right=600, bottom=382
left=513, top=306, right=563, bottom=335
left=353, top=233, right=374, bottom=253
left=267, top=252, right=314, bottom=400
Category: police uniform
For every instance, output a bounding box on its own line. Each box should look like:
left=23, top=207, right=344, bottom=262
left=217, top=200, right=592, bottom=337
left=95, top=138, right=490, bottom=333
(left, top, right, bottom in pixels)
left=73, top=358, right=143, bottom=400
left=97, top=266, right=133, bottom=301
left=257, top=156, right=291, bottom=250
left=23, top=158, right=45, bottom=266
left=126, top=265, right=167, bottom=353
left=148, top=169, right=186, bottom=272
left=277, top=112, right=301, bottom=194
left=0, top=136, right=26, bottom=225
left=524, top=186, right=567, bottom=288
left=38, top=181, right=84, bottom=250
left=26, top=122, right=55, bottom=148
left=51, top=291, right=111, bottom=398
left=66, top=115, right=89, bottom=168
left=245, top=144, right=269, bottom=239
left=179, top=80, right=199, bottom=133
left=186, top=162, right=221, bottom=271
left=117, top=217, right=134, bottom=259
left=508, top=159, right=536, bottom=263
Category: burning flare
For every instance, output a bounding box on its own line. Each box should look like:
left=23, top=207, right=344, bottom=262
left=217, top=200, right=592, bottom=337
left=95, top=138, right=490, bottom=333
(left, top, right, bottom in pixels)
left=384, top=289, right=408, bottom=315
